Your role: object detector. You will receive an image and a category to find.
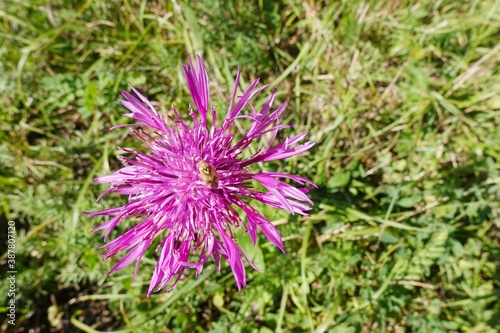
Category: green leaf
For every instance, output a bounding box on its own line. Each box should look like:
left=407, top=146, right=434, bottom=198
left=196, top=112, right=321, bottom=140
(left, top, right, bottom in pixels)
left=327, top=171, right=351, bottom=189
left=398, top=195, right=422, bottom=208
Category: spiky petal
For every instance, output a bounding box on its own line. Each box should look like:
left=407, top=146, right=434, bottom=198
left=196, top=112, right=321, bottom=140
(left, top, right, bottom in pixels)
left=86, top=55, right=315, bottom=294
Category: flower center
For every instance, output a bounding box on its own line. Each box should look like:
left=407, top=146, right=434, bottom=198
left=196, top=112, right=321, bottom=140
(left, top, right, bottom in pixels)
left=197, top=160, right=219, bottom=188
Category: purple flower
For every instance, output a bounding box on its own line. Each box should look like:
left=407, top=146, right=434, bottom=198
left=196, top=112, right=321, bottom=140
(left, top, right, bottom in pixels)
left=86, top=55, right=315, bottom=295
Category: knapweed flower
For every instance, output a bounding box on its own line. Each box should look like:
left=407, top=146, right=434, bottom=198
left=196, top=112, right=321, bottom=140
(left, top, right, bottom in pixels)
left=86, top=55, right=315, bottom=295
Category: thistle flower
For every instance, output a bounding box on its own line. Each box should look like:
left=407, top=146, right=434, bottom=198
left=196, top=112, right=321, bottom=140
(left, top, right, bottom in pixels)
left=86, top=55, right=315, bottom=295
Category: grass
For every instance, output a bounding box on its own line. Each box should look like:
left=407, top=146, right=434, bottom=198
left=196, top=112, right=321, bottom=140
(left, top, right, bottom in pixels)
left=1, top=0, right=499, bottom=332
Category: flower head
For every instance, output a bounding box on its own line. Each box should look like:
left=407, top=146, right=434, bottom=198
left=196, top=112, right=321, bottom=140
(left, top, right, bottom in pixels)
left=86, top=55, right=315, bottom=294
